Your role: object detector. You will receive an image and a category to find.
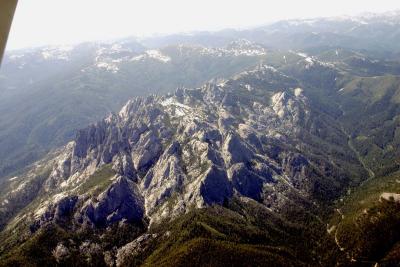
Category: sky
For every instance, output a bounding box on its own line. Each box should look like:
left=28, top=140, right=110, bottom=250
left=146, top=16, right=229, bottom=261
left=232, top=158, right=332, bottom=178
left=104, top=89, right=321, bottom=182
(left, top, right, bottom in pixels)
left=6, top=0, right=400, bottom=50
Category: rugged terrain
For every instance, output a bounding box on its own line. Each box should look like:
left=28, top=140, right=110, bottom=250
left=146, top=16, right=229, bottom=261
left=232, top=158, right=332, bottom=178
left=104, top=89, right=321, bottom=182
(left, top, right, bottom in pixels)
left=0, top=39, right=268, bottom=178
left=4, top=9, right=400, bottom=179
left=2, top=11, right=400, bottom=267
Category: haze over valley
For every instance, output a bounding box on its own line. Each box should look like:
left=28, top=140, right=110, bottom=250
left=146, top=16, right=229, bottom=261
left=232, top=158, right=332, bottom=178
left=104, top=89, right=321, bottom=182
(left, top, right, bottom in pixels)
left=1, top=6, right=400, bottom=267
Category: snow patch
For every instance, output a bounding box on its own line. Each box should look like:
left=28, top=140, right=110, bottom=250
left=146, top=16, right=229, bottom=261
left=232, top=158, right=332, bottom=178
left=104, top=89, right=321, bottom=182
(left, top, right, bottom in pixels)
left=131, top=50, right=171, bottom=63
left=41, top=46, right=72, bottom=61
left=305, top=57, right=313, bottom=64
left=96, top=62, right=119, bottom=73
left=179, top=40, right=266, bottom=58
left=297, top=52, right=308, bottom=58
left=146, top=50, right=171, bottom=62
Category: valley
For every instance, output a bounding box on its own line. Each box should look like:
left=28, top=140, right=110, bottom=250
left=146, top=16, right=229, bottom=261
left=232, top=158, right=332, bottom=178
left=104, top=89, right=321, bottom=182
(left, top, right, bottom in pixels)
left=2, top=10, right=400, bottom=266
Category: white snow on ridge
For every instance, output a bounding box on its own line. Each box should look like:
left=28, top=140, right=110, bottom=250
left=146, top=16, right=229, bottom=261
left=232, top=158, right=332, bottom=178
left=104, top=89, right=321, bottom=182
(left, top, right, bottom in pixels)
left=226, top=39, right=267, bottom=56
left=146, top=50, right=171, bottom=63
left=305, top=57, right=314, bottom=64
left=230, top=48, right=266, bottom=56
left=294, top=51, right=337, bottom=69
left=130, top=50, right=171, bottom=63
left=96, top=62, right=119, bottom=73
left=92, top=39, right=266, bottom=72
left=178, top=39, right=266, bottom=58
left=41, top=46, right=73, bottom=61
left=297, top=52, right=308, bottom=58
left=94, top=43, right=138, bottom=72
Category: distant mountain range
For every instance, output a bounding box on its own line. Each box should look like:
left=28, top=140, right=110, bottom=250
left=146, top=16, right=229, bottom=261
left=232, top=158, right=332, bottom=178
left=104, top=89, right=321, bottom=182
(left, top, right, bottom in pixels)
left=3, top=10, right=400, bottom=180
left=2, top=10, right=400, bottom=266
left=0, top=39, right=269, bottom=179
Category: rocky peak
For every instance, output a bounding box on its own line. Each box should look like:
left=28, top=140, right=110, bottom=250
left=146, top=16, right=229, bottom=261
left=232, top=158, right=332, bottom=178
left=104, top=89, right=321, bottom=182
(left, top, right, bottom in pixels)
left=1, top=65, right=359, bottom=234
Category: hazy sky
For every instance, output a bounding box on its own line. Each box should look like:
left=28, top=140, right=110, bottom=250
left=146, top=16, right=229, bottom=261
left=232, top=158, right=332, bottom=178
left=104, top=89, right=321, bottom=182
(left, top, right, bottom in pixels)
left=7, top=0, right=400, bottom=50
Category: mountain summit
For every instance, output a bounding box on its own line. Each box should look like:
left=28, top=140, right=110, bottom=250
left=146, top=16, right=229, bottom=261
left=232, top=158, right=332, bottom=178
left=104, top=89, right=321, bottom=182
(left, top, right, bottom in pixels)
left=2, top=11, right=400, bottom=266
left=0, top=64, right=366, bottom=266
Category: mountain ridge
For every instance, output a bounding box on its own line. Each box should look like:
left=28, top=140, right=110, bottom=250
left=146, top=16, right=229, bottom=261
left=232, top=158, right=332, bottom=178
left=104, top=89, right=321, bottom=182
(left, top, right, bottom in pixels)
left=3, top=11, right=400, bottom=266
left=0, top=63, right=368, bottom=266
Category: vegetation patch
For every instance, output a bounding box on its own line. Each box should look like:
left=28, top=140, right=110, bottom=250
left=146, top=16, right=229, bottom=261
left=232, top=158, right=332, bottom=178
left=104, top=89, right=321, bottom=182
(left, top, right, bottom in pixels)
left=77, top=164, right=116, bottom=197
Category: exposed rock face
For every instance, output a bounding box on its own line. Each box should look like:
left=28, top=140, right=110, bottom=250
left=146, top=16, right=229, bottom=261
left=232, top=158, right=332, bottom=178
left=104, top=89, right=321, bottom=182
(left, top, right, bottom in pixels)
left=2, top=65, right=363, bottom=233
left=115, top=233, right=157, bottom=267
left=82, top=176, right=144, bottom=227
left=223, top=133, right=254, bottom=165
left=229, top=163, right=273, bottom=201
left=200, top=165, right=233, bottom=205
left=54, top=196, right=79, bottom=222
